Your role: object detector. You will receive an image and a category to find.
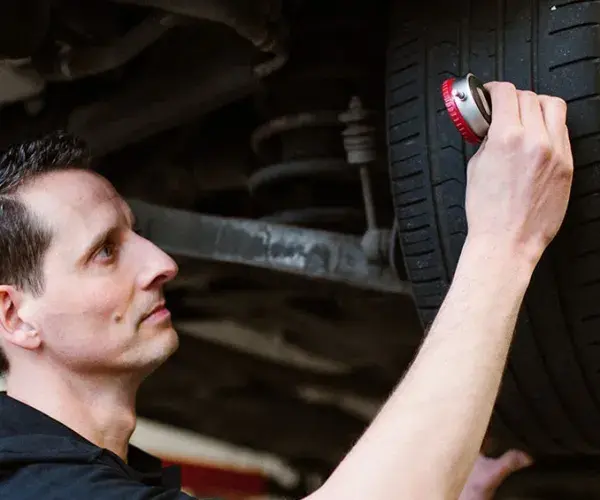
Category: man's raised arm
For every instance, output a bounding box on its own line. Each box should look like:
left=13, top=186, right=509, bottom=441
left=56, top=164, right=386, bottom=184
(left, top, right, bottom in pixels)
left=306, top=83, right=574, bottom=500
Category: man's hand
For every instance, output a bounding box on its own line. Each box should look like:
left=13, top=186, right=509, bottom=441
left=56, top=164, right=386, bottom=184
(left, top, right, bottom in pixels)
left=466, top=83, right=573, bottom=267
left=459, top=451, right=533, bottom=500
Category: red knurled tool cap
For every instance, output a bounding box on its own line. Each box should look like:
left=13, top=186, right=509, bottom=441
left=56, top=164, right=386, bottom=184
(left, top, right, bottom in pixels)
left=441, top=78, right=483, bottom=145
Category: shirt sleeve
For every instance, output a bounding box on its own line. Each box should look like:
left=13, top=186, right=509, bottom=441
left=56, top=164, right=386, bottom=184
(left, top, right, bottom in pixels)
left=0, top=462, right=218, bottom=500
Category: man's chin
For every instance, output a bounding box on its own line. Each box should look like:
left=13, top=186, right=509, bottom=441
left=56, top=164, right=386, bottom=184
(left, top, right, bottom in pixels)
left=156, top=326, right=180, bottom=358
left=165, top=326, right=180, bottom=353
left=141, top=327, right=179, bottom=373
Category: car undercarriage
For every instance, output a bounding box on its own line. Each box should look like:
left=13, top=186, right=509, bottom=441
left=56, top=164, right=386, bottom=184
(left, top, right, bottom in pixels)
left=5, top=0, right=600, bottom=497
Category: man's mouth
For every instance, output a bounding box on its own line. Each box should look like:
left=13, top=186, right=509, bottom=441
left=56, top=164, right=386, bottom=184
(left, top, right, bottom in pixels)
left=141, top=302, right=171, bottom=324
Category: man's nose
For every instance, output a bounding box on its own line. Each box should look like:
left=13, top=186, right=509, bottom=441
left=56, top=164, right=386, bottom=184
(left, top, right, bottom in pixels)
left=138, top=239, right=179, bottom=290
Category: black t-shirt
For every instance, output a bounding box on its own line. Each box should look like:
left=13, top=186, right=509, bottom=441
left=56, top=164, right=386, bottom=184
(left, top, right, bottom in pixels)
left=0, top=392, right=208, bottom=499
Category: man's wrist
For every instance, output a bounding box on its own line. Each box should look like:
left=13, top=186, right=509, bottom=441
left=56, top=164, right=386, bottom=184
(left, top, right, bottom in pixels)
left=458, top=235, right=537, bottom=290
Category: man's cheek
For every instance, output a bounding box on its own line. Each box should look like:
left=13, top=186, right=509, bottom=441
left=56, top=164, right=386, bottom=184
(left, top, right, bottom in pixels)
left=54, top=288, right=118, bottom=319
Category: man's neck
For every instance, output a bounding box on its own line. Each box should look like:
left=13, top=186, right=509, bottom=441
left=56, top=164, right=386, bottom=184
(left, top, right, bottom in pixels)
left=5, top=366, right=139, bottom=461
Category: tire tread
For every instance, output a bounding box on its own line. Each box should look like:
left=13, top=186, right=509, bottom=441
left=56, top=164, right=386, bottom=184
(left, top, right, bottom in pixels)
left=387, top=0, right=600, bottom=454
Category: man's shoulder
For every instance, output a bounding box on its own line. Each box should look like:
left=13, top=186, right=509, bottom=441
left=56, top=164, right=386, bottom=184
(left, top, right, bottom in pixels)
left=0, top=460, right=197, bottom=500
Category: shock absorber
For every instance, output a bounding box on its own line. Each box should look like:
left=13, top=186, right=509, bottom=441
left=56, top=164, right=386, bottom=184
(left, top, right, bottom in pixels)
left=338, top=96, right=390, bottom=262
left=339, top=96, right=377, bottom=230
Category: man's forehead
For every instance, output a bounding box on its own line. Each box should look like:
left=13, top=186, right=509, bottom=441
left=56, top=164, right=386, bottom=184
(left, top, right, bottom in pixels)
left=20, top=170, right=129, bottom=231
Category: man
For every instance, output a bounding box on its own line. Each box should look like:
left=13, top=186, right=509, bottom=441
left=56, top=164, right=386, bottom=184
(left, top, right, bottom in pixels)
left=0, top=81, right=572, bottom=499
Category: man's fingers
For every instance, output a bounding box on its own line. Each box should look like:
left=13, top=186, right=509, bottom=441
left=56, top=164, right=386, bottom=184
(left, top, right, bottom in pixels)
left=496, top=450, right=534, bottom=474
left=517, top=91, right=548, bottom=140
left=538, top=94, right=569, bottom=150
left=484, top=450, right=534, bottom=493
left=485, top=81, right=522, bottom=131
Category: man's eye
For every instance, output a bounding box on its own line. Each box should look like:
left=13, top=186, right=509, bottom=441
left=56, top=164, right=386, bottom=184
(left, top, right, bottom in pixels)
left=95, top=243, right=117, bottom=262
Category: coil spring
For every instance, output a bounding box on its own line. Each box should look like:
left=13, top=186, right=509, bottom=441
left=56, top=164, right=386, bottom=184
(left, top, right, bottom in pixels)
left=248, top=109, right=367, bottom=233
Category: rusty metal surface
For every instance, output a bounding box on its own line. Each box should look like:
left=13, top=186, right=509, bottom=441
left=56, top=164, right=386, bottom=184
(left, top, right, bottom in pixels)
left=129, top=199, right=412, bottom=295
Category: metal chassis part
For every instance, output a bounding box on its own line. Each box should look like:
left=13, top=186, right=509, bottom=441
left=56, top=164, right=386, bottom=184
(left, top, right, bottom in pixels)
left=129, top=199, right=412, bottom=295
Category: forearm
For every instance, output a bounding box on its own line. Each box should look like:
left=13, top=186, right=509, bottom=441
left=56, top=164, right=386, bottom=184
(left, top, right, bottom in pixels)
left=310, top=238, right=534, bottom=500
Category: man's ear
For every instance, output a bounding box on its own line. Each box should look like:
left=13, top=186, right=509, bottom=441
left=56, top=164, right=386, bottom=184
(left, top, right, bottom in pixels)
left=0, top=286, right=41, bottom=350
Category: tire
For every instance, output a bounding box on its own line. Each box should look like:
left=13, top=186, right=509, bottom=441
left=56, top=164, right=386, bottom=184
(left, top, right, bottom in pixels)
left=386, top=0, right=600, bottom=456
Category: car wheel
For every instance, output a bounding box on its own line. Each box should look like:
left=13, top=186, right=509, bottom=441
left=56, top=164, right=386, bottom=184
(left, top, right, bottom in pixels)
left=386, top=0, right=600, bottom=455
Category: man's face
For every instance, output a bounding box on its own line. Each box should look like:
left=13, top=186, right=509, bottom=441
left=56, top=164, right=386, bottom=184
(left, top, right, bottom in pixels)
left=18, top=169, right=179, bottom=376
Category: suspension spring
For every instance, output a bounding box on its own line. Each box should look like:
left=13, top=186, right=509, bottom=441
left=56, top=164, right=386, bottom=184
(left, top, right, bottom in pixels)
left=249, top=106, right=367, bottom=234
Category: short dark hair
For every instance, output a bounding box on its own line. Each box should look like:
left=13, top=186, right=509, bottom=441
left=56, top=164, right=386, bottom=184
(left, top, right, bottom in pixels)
left=0, top=131, right=91, bottom=372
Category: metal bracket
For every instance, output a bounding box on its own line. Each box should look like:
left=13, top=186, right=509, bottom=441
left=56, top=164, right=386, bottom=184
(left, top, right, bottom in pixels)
left=129, top=199, right=412, bottom=295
